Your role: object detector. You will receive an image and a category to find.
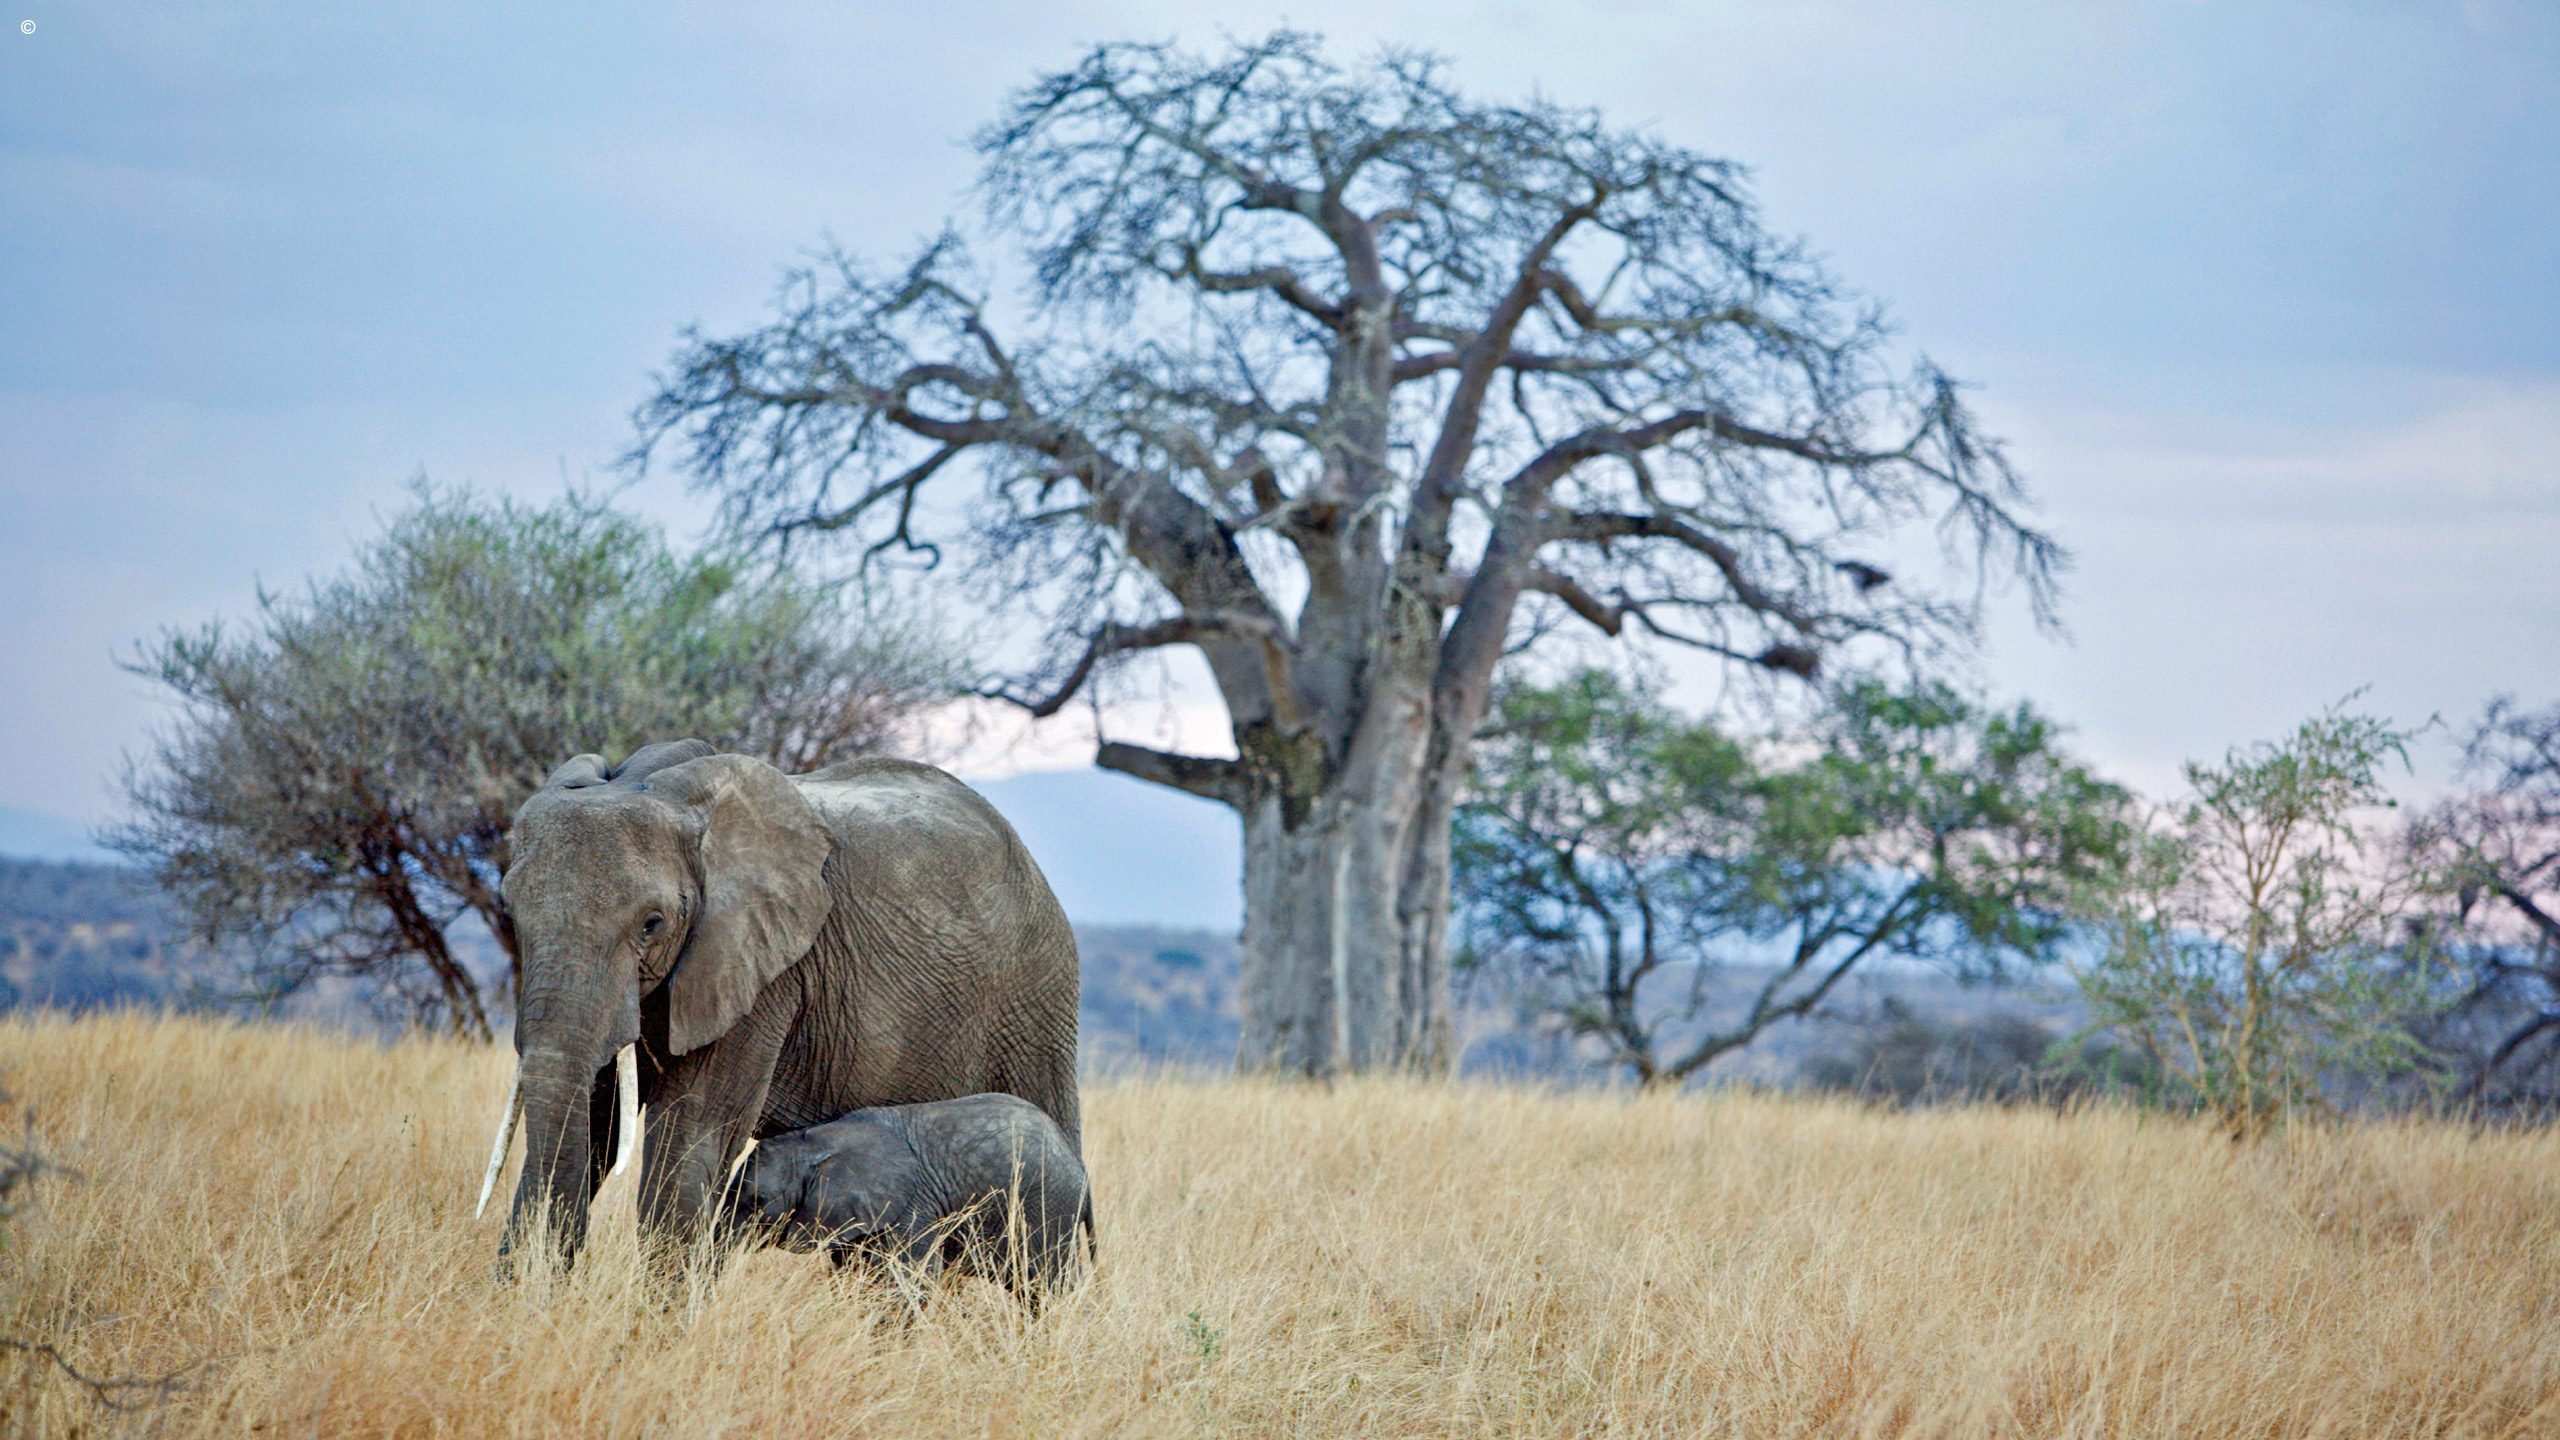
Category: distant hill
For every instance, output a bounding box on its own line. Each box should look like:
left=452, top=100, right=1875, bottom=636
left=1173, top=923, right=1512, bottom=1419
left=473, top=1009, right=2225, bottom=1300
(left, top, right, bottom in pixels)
left=0, top=855, right=202, bottom=1012
left=1075, top=923, right=1241, bottom=1072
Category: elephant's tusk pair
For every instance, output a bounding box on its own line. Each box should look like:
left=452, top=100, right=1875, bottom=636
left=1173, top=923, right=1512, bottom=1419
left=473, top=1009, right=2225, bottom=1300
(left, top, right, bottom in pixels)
left=474, top=1068, right=521, bottom=1220
left=609, top=1044, right=642, bottom=1180
left=469, top=1046, right=642, bottom=1220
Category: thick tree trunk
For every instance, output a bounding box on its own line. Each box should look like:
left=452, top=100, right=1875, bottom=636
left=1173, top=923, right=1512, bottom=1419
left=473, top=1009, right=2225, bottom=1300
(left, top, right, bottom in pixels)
left=1237, top=792, right=1455, bottom=1075
left=1235, top=797, right=1348, bottom=1075
left=1393, top=780, right=1458, bottom=1071
left=1232, top=670, right=1462, bottom=1077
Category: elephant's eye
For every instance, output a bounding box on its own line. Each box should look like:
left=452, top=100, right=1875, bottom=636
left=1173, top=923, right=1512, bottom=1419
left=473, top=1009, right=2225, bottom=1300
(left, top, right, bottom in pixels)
left=640, top=911, right=667, bottom=941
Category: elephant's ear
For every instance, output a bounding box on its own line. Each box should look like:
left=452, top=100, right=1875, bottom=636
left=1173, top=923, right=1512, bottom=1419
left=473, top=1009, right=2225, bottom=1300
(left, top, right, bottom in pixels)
left=649, top=753, right=832, bottom=1056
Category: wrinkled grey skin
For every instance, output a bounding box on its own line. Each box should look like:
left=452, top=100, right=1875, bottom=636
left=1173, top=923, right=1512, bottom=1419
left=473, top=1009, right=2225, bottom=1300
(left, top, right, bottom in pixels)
left=496, top=741, right=1080, bottom=1272
left=725, top=1093, right=1092, bottom=1297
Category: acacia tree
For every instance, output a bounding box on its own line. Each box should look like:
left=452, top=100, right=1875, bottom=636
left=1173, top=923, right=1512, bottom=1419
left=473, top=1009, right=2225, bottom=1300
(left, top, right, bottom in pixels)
left=1455, top=672, right=2128, bottom=1087
left=638, top=33, right=2062, bottom=1075
left=2078, top=707, right=2441, bottom=1139
left=111, top=486, right=960, bottom=1037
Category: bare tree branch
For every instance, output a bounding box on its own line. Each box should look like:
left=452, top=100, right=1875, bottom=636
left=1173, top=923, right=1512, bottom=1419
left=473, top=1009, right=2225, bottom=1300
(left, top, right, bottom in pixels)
left=1405, top=194, right=1605, bottom=565
left=1661, top=908, right=1907, bottom=1082
left=0, top=1339, right=214, bottom=1414
left=1550, top=508, right=1812, bottom=630
left=988, top=609, right=1305, bottom=731
left=1521, top=566, right=1625, bottom=635
left=1096, top=740, right=1247, bottom=808
left=1390, top=346, right=1645, bottom=384
left=1171, top=247, right=1345, bottom=326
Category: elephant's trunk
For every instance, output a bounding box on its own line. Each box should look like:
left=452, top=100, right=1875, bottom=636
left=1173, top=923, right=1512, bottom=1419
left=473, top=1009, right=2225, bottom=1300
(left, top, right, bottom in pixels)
left=476, top=1047, right=636, bottom=1220
left=496, top=931, right=643, bottom=1272
left=500, top=1044, right=602, bottom=1266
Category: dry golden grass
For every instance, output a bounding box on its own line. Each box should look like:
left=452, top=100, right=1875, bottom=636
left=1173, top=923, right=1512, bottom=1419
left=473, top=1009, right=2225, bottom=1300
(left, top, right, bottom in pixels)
left=3, top=1011, right=2558, bottom=1437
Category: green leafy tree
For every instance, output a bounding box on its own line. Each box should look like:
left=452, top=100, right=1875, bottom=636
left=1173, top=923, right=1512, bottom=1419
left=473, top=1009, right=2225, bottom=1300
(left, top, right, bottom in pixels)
left=110, top=485, right=963, bottom=1037
left=2077, top=706, right=2441, bottom=1139
left=1453, top=671, right=2129, bottom=1087
left=635, top=31, right=2063, bottom=1076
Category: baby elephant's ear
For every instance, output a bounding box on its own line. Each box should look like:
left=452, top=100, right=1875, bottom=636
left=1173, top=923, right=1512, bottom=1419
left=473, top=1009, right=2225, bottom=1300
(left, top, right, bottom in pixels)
left=647, top=754, right=832, bottom=1055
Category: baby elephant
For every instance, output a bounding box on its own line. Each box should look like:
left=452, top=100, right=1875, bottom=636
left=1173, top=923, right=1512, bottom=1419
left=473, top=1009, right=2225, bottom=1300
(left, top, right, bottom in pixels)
left=728, top=1093, right=1091, bottom=1298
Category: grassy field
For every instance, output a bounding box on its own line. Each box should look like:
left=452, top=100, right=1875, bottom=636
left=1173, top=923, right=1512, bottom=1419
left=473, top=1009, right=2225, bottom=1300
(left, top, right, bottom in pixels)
left=3, top=1012, right=2557, bottom=1437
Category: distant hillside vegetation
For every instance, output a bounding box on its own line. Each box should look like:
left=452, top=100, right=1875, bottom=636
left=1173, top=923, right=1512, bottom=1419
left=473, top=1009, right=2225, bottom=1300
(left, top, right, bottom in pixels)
left=1075, top=923, right=1241, bottom=1071
left=0, top=855, right=201, bottom=1012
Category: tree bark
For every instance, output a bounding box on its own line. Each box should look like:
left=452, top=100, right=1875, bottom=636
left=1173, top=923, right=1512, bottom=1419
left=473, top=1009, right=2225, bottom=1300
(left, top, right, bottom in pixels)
left=1230, top=636, right=1471, bottom=1075
left=1237, top=784, right=1458, bottom=1075
left=1236, top=797, right=1346, bottom=1074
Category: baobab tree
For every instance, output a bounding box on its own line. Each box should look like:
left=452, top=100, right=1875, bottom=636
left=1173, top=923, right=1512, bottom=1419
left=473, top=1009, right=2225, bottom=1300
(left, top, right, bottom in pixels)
left=636, top=32, right=2063, bottom=1076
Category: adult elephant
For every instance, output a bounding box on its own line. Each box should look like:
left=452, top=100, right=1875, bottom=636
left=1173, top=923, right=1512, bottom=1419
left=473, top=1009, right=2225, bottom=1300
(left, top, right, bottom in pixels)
left=475, top=740, right=1080, bottom=1269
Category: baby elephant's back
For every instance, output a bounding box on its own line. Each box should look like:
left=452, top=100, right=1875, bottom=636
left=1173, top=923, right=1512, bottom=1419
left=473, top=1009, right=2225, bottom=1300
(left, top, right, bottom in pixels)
left=907, top=1092, right=1088, bottom=1226
left=752, top=1092, right=1091, bottom=1299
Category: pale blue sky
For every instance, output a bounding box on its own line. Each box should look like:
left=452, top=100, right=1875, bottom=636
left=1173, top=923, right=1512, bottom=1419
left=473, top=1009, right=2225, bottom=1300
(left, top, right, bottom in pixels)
left=3, top=2, right=2555, bottom=926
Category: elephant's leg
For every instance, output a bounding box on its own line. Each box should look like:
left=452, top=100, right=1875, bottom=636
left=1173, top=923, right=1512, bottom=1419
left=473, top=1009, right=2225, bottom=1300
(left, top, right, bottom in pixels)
left=1026, top=1191, right=1082, bottom=1292
left=636, top=973, right=802, bottom=1262
left=873, top=1216, right=948, bottom=1309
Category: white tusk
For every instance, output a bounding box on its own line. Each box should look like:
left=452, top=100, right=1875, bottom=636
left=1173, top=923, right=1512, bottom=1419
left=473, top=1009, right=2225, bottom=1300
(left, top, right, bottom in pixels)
left=608, top=1044, right=641, bottom=1180
left=474, top=1067, right=522, bottom=1220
